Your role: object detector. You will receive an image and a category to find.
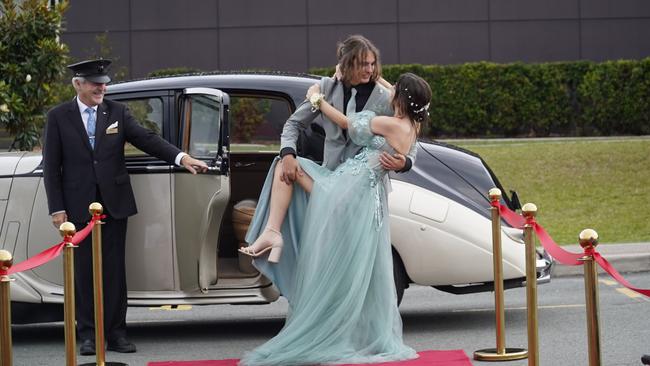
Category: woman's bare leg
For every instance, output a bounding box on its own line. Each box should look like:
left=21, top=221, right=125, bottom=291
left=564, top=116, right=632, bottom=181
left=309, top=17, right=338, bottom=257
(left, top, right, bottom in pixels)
left=264, top=160, right=313, bottom=231
left=263, top=163, right=293, bottom=231
left=242, top=160, right=314, bottom=262
left=246, top=162, right=308, bottom=252
left=293, top=168, right=313, bottom=194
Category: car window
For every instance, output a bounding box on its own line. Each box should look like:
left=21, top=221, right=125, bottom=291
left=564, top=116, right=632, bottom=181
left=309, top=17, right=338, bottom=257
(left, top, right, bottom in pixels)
left=229, top=95, right=291, bottom=153
left=186, top=94, right=221, bottom=158
left=123, top=97, right=164, bottom=157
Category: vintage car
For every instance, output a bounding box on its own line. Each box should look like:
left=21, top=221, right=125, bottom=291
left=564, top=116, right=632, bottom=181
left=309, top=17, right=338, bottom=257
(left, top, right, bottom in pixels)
left=1, top=72, right=552, bottom=323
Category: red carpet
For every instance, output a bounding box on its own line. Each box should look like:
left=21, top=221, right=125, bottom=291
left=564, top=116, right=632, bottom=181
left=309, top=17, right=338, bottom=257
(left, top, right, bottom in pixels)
left=148, top=350, right=472, bottom=366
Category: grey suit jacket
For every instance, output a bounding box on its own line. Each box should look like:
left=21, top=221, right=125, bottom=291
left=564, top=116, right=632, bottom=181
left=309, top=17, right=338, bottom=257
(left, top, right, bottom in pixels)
left=281, top=77, right=416, bottom=171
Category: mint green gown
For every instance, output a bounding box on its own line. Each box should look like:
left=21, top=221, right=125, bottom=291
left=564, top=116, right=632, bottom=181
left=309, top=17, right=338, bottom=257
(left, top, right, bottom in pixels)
left=242, top=111, right=417, bottom=365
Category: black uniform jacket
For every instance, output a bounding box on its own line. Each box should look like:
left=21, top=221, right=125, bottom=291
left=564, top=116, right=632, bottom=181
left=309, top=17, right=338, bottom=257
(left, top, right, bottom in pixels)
left=43, top=98, right=181, bottom=223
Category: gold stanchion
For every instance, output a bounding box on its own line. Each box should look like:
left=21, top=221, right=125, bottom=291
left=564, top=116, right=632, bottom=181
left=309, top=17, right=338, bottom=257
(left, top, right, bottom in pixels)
left=0, top=249, right=14, bottom=366
left=80, top=203, right=127, bottom=366
left=522, top=203, right=539, bottom=366
left=91, top=202, right=106, bottom=366
left=60, top=222, right=77, bottom=366
left=578, top=229, right=601, bottom=366
left=474, top=188, right=527, bottom=362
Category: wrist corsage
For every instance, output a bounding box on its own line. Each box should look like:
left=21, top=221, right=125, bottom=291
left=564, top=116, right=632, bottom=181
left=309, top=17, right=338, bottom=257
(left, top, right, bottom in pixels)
left=309, top=93, right=324, bottom=112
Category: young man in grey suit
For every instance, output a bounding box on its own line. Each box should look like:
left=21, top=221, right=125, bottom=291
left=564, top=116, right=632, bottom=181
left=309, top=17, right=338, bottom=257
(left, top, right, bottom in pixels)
left=242, top=35, right=416, bottom=298
left=43, top=59, right=207, bottom=355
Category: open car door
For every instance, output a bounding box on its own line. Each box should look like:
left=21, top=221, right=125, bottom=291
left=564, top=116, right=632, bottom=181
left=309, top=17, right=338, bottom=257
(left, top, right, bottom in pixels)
left=174, top=88, right=230, bottom=293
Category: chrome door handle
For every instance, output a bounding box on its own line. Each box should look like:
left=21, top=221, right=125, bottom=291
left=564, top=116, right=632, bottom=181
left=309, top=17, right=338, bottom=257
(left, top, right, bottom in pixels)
left=233, top=162, right=255, bottom=168
left=146, top=165, right=172, bottom=171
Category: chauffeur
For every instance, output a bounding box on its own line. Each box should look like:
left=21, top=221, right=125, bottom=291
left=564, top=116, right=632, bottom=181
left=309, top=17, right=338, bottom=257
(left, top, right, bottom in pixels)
left=43, top=59, right=208, bottom=355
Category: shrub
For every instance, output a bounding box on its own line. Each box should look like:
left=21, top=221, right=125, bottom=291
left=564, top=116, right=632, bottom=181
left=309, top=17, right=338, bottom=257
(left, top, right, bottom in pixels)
left=148, top=67, right=203, bottom=78
left=579, top=59, right=650, bottom=135
left=310, top=58, right=649, bottom=138
left=0, top=0, right=69, bottom=151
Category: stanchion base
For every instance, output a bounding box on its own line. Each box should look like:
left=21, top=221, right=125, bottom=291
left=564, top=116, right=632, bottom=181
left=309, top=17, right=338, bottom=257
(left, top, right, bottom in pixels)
left=79, top=362, right=128, bottom=366
left=474, top=348, right=528, bottom=361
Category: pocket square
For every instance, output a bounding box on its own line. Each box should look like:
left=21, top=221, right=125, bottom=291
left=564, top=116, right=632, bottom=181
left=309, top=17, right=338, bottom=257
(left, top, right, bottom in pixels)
left=106, top=121, right=119, bottom=134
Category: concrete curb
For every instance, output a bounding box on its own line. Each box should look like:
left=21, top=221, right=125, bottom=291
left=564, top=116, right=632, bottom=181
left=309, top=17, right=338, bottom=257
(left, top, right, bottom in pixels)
left=552, top=242, right=650, bottom=277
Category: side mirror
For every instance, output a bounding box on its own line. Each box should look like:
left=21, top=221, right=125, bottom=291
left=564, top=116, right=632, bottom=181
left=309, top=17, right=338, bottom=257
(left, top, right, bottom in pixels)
left=510, top=190, right=522, bottom=211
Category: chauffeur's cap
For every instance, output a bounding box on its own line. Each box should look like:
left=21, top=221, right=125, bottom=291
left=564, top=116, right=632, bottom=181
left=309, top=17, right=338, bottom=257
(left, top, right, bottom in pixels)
left=67, top=59, right=112, bottom=84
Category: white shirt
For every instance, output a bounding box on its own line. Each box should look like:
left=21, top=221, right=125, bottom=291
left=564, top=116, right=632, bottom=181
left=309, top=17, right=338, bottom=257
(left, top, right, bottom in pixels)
left=76, top=98, right=97, bottom=131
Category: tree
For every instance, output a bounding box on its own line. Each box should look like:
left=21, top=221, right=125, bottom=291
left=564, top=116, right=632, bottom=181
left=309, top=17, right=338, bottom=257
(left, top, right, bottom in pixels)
left=0, top=0, right=68, bottom=151
left=230, top=97, right=271, bottom=143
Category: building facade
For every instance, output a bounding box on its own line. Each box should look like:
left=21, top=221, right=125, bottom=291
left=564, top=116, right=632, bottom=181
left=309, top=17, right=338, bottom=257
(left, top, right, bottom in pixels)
left=61, top=0, right=650, bottom=79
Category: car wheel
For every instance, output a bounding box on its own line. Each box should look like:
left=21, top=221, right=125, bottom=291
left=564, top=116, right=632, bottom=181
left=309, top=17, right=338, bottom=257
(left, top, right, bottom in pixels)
left=392, top=249, right=408, bottom=306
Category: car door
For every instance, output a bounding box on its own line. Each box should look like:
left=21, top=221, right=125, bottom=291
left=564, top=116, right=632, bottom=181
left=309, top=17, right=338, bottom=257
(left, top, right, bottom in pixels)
left=173, top=88, right=230, bottom=293
left=117, top=91, right=179, bottom=293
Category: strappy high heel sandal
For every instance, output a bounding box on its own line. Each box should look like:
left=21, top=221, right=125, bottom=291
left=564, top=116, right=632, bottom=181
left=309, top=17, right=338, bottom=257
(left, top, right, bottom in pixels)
left=238, top=227, right=284, bottom=263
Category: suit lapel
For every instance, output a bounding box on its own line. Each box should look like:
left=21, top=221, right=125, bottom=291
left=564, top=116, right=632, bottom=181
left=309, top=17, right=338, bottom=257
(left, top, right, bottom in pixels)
left=331, top=80, right=345, bottom=114
left=94, top=103, right=110, bottom=151
left=328, top=81, right=347, bottom=140
left=67, top=99, right=94, bottom=152
left=364, top=83, right=384, bottom=111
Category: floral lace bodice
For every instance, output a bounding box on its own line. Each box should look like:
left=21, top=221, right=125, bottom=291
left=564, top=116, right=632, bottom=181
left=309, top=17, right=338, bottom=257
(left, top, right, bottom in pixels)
left=329, top=110, right=415, bottom=229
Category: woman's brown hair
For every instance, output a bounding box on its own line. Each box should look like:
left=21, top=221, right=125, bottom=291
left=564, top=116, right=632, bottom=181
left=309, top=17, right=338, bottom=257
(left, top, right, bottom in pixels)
left=392, top=73, right=432, bottom=127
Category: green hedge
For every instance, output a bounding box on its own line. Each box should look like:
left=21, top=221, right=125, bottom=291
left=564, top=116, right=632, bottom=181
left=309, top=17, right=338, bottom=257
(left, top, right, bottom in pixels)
left=310, top=59, right=650, bottom=138
left=147, top=67, right=202, bottom=78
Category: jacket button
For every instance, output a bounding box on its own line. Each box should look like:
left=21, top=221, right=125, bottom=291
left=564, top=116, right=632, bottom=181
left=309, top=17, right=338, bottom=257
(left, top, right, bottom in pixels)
left=93, top=160, right=98, bottom=164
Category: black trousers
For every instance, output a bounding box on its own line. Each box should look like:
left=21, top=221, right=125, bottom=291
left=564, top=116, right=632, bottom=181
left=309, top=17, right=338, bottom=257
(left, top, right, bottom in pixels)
left=73, top=214, right=128, bottom=342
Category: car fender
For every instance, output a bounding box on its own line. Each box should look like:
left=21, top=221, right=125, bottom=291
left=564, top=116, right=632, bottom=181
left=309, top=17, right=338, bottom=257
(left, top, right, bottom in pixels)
left=8, top=273, right=42, bottom=303
left=389, top=180, right=526, bottom=286
left=0, top=152, right=24, bottom=176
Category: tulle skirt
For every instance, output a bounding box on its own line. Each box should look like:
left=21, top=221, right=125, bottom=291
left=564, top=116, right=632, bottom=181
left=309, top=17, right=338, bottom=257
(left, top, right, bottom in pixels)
left=242, top=156, right=416, bottom=365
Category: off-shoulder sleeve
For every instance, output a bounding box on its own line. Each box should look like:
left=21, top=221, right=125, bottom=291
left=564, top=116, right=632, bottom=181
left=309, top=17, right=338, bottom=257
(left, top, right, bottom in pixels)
left=348, top=110, right=377, bottom=147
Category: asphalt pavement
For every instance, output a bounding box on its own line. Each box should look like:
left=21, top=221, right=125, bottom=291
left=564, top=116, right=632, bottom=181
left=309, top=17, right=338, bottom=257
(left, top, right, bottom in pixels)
left=553, top=242, right=650, bottom=277
left=11, top=273, right=650, bottom=366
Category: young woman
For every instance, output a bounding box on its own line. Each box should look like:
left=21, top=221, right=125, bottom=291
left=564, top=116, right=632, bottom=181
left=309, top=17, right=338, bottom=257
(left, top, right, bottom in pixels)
left=239, top=73, right=432, bottom=366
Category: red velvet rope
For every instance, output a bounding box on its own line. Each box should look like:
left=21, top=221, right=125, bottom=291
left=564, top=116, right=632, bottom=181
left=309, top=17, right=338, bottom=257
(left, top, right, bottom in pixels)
left=492, top=200, right=649, bottom=297
left=1, top=215, right=104, bottom=276
left=527, top=217, right=584, bottom=266
left=491, top=200, right=525, bottom=229
left=585, top=247, right=650, bottom=297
